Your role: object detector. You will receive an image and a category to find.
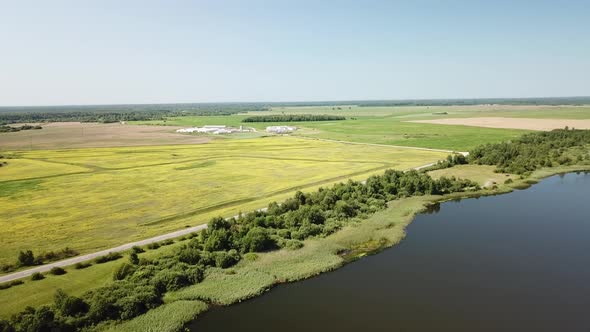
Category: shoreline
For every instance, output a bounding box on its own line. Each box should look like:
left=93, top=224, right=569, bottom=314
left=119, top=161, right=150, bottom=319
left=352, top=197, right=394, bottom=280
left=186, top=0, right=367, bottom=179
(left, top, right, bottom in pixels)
left=110, top=165, right=590, bottom=332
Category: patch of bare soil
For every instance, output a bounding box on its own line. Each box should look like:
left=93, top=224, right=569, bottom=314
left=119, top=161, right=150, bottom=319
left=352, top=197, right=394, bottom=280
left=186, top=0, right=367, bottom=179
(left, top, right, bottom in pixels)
left=0, top=122, right=210, bottom=150
left=409, top=117, right=590, bottom=131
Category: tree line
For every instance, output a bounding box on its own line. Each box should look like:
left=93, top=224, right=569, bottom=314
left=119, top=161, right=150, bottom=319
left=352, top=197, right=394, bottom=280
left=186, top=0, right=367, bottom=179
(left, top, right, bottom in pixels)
left=242, top=114, right=346, bottom=122
left=0, top=105, right=269, bottom=125
left=0, top=170, right=477, bottom=331
left=0, top=125, right=42, bottom=133
left=468, top=128, right=590, bottom=174
left=0, top=111, right=176, bottom=124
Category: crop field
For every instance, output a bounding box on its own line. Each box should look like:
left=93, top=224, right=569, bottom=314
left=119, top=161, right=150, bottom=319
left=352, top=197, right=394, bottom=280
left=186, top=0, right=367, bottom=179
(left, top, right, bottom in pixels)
left=129, top=105, right=590, bottom=151
left=139, top=104, right=590, bottom=150
left=263, top=104, right=590, bottom=119
left=0, top=122, right=210, bottom=150
left=410, top=117, right=590, bottom=131
left=0, top=137, right=447, bottom=265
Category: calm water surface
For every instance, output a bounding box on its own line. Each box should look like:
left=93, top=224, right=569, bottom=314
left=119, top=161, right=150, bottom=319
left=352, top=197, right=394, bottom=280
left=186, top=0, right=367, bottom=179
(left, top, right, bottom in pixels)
left=190, top=173, right=590, bottom=332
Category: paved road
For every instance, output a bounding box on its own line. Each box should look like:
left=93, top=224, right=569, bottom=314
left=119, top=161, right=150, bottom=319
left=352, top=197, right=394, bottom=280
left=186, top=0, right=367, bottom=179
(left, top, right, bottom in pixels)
left=0, top=149, right=465, bottom=283
left=0, top=224, right=209, bottom=284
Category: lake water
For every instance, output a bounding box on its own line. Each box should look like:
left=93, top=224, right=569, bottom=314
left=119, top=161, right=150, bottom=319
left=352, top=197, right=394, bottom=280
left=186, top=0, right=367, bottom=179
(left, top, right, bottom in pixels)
left=189, top=173, right=590, bottom=332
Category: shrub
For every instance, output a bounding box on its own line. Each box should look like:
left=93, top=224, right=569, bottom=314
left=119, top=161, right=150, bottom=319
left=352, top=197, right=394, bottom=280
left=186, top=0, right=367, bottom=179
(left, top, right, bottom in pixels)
left=17, top=250, right=35, bottom=266
left=241, top=227, right=276, bottom=253
left=113, top=263, right=136, bottom=281
left=131, top=246, right=145, bottom=254
left=0, top=280, right=24, bottom=290
left=146, top=243, right=161, bottom=250
left=0, top=263, right=15, bottom=273
left=37, top=247, right=79, bottom=264
left=277, top=229, right=291, bottom=239
left=286, top=239, right=304, bottom=250
left=49, top=267, right=67, bottom=275
left=54, top=289, right=88, bottom=317
left=151, top=270, right=191, bottom=292
left=214, top=249, right=240, bottom=268
left=129, top=252, right=139, bottom=265
left=94, top=252, right=122, bottom=264
left=504, top=178, right=513, bottom=184
left=74, top=262, right=92, bottom=269
left=178, top=247, right=202, bottom=265
left=31, top=272, right=45, bottom=281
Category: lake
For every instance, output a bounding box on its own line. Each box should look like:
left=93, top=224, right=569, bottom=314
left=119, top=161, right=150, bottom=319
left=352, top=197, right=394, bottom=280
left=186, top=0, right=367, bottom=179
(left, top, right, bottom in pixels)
left=189, top=173, right=590, bottom=332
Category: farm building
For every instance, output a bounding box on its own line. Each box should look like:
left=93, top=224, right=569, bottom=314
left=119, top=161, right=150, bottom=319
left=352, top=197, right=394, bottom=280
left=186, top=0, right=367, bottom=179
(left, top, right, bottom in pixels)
left=176, top=125, right=252, bottom=135
left=266, top=126, right=296, bottom=133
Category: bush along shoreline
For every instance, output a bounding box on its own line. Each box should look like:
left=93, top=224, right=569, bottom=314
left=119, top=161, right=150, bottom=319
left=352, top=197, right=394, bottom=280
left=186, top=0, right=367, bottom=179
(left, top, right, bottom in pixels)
left=0, top=170, right=478, bottom=331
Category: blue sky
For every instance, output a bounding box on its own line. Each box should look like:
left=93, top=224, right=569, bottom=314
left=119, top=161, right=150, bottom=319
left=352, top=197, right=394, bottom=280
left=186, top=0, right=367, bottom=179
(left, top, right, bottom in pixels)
left=1, top=0, right=588, bottom=106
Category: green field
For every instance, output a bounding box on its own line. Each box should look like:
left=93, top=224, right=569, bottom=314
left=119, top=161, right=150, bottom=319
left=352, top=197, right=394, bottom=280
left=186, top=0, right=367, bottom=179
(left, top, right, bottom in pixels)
left=135, top=105, right=590, bottom=151
left=133, top=104, right=590, bottom=151
left=0, top=137, right=447, bottom=265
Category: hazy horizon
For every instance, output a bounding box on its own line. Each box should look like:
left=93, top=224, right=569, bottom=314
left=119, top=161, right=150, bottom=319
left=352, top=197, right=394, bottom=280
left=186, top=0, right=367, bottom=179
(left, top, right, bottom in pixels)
left=2, top=95, right=590, bottom=109
left=1, top=0, right=589, bottom=106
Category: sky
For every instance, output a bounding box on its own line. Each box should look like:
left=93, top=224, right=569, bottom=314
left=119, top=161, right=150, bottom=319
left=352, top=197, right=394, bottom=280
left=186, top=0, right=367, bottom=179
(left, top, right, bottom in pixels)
left=1, top=0, right=589, bottom=106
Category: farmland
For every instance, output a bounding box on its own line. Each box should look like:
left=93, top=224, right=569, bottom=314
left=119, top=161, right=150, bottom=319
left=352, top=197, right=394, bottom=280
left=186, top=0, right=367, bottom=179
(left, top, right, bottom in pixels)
left=1, top=103, right=590, bottom=330
left=133, top=105, right=590, bottom=151
left=0, top=137, right=447, bottom=266
left=0, top=122, right=210, bottom=150
left=135, top=105, right=590, bottom=151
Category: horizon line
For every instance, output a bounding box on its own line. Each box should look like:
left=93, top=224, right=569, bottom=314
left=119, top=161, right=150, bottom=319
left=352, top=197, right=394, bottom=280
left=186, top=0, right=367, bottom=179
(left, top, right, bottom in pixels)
left=1, top=95, right=590, bottom=109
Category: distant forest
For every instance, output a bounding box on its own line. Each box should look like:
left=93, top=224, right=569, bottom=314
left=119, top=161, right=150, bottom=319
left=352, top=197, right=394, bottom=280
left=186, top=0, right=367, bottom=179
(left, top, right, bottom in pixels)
left=0, top=104, right=269, bottom=124
left=355, top=96, right=590, bottom=107
left=242, top=114, right=345, bottom=122
left=1, top=97, right=588, bottom=125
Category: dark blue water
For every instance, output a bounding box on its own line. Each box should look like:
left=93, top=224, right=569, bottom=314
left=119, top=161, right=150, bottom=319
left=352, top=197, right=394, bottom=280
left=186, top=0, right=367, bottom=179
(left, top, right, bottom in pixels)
left=189, top=173, right=590, bottom=332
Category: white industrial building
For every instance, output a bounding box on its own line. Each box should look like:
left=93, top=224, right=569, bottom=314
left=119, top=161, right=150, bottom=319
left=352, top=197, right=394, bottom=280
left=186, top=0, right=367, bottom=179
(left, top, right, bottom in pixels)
left=266, top=126, right=296, bottom=134
left=176, top=125, right=252, bottom=135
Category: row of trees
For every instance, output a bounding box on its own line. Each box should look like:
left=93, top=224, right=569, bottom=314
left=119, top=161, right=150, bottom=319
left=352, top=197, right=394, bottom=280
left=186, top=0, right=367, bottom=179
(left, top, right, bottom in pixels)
left=468, top=128, right=590, bottom=174
left=242, top=114, right=346, bottom=122
left=422, top=153, right=468, bottom=172
left=0, top=105, right=270, bottom=125
left=0, top=111, right=176, bottom=124
left=0, top=170, right=478, bottom=331
left=0, top=125, right=42, bottom=133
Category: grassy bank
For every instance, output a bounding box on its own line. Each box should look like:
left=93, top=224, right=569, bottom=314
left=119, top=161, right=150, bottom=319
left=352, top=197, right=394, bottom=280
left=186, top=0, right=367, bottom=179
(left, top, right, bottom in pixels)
left=103, top=300, right=208, bottom=332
